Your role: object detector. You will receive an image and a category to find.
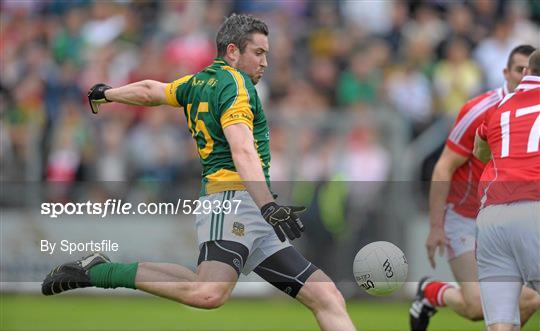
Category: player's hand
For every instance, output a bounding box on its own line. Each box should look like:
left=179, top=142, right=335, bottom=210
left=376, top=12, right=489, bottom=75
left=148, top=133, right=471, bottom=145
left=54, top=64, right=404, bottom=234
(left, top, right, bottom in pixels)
left=425, top=226, right=447, bottom=269
left=87, top=83, right=112, bottom=114
left=261, top=202, right=306, bottom=242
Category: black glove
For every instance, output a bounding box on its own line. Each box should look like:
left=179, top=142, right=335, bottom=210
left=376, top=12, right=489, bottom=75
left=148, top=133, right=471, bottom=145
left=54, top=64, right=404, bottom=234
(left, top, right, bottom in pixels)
left=87, top=83, right=112, bottom=114
left=261, top=202, right=306, bottom=242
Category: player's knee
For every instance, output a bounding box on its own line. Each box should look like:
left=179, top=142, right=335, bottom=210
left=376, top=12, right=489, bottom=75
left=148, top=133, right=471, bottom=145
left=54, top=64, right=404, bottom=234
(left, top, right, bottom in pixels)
left=463, top=300, right=484, bottom=321
left=196, top=284, right=231, bottom=309
left=185, top=283, right=231, bottom=310
left=465, top=307, right=484, bottom=321
left=320, top=284, right=346, bottom=312
left=303, top=281, right=346, bottom=313
left=523, top=289, right=540, bottom=311
left=197, top=294, right=228, bottom=310
left=532, top=293, right=540, bottom=310
left=463, top=291, right=484, bottom=321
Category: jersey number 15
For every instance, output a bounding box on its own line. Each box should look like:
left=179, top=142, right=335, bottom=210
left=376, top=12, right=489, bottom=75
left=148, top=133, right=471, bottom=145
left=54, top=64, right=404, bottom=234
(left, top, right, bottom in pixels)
left=187, top=102, right=214, bottom=159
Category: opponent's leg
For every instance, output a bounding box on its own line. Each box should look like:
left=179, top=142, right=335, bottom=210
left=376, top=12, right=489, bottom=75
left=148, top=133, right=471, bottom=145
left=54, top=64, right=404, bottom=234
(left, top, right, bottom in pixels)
left=409, top=277, right=439, bottom=331
left=418, top=252, right=539, bottom=325
left=254, top=247, right=356, bottom=331
left=486, top=325, right=520, bottom=331
left=443, top=251, right=483, bottom=320
left=410, top=208, right=474, bottom=330
left=518, top=285, right=540, bottom=325
left=480, top=280, right=522, bottom=331
left=445, top=252, right=540, bottom=324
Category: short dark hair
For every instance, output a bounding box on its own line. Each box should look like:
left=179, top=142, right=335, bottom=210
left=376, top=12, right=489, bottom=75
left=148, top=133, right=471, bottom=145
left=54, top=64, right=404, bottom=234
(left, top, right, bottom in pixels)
left=216, top=14, right=268, bottom=57
left=506, top=45, right=536, bottom=69
left=529, top=50, right=540, bottom=76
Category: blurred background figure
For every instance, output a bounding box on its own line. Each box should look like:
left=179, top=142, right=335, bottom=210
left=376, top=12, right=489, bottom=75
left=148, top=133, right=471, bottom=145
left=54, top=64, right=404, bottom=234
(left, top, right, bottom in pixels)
left=1, top=0, right=540, bottom=308
left=2, top=0, right=537, bottom=186
left=434, top=37, right=482, bottom=118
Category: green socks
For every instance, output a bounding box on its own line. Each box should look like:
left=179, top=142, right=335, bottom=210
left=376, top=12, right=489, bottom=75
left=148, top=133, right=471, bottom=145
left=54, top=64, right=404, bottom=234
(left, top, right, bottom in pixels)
left=89, top=262, right=139, bottom=289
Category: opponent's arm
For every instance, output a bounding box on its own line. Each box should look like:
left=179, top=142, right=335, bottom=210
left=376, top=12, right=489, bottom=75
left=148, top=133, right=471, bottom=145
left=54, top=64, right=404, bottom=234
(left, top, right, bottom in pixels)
left=473, top=132, right=491, bottom=163
left=87, top=80, right=170, bottom=113
left=223, top=123, right=305, bottom=242
left=427, top=146, right=468, bottom=268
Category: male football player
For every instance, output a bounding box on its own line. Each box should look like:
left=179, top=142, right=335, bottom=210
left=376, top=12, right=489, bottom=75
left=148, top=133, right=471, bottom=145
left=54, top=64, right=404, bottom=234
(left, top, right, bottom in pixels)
left=410, top=45, right=540, bottom=331
left=473, top=49, right=540, bottom=331
left=42, top=14, right=356, bottom=331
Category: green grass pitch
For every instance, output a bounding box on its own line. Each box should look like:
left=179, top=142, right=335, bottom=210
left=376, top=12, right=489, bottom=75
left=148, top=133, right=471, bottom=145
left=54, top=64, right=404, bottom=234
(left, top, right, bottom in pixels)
left=1, top=295, right=539, bottom=331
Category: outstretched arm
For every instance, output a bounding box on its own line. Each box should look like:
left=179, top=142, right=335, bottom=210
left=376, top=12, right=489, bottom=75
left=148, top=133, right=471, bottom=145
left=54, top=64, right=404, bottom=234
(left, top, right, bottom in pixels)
left=88, top=80, right=172, bottom=113
left=104, top=80, right=169, bottom=106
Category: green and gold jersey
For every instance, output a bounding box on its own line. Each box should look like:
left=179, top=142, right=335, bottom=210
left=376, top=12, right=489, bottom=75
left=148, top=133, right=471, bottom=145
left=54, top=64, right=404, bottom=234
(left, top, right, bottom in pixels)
left=165, top=58, right=270, bottom=195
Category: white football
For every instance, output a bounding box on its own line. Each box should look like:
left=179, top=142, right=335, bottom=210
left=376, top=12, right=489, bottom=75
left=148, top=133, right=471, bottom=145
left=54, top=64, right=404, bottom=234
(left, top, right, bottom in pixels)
left=353, top=241, right=408, bottom=296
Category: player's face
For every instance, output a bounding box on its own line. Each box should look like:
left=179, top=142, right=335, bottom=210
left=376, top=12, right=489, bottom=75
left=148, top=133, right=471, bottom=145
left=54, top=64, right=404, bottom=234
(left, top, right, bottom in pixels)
left=237, top=33, right=269, bottom=84
left=504, top=53, right=529, bottom=92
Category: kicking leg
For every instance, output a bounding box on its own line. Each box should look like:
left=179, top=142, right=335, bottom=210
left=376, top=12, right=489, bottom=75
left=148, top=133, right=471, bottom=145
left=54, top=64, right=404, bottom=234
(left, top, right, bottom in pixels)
left=135, top=259, right=237, bottom=309
left=135, top=240, right=248, bottom=308
left=42, top=240, right=248, bottom=310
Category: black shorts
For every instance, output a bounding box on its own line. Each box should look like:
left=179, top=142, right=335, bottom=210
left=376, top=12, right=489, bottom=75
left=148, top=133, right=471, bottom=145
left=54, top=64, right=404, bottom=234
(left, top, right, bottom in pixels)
left=197, top=240, right=249, bottom=275
left=197, top=240, right=318, bottom=298
left=254, top=246, right=319, bottom=298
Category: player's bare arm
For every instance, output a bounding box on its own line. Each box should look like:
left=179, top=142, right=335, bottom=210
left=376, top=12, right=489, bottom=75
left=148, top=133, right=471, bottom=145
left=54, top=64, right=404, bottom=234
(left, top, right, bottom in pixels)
left=473, top=132, right=491, bottom=163
left=223, top=123, right=305, bottom=242
left=87, top=80, right=171, bottom=113
left=106, top=80, right=169, bottom=106
left=426, top=146, right=468, bottom=268
left=223, top=123, right=274, bottom=207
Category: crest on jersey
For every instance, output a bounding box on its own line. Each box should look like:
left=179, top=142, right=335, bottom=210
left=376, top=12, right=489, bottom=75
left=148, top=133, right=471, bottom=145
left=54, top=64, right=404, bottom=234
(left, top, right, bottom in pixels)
left=232, top=222, right=245, bottom=237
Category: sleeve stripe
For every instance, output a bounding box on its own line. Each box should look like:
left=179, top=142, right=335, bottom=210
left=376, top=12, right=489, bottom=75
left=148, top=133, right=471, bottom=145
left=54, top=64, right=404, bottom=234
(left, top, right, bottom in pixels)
left=448, top=93, right=500, bottom=143
left=222, top=118, right=254, bottom=130
left=221, top=66, right=253, bottom=128
left=446, top=140, right=471, bottom=157
left=164, top=75, right=193, bottom=107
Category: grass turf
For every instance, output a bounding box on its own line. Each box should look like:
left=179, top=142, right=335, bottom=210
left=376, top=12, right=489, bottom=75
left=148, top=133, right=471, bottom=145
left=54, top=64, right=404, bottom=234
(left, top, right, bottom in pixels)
left=1, top=294, right=539, bottom=331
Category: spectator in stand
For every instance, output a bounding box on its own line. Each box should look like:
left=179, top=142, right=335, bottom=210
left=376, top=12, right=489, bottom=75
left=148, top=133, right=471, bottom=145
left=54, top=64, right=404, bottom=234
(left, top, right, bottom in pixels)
left=337, top=47, right=380, bottom=108
left=474, top=17, right=523, bottom=90
left=433, top=37, right=482, bottom=117
left=385, top=62, right=433, bottom=135
left=436, top=4, right=476, bottom=59
left=0, top=0, right=539, bottom=186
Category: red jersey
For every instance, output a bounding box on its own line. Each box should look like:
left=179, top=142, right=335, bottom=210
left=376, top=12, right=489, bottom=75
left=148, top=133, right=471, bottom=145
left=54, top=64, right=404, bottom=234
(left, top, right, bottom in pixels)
left=445, top=87, right=507, bottom=218
left=478, top=76, right=540, bottom=207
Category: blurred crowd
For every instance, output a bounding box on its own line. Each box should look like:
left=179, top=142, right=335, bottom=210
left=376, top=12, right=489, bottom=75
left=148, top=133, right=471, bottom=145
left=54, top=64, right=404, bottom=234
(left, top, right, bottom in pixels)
left=1, top=0, right=539, bottom=187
